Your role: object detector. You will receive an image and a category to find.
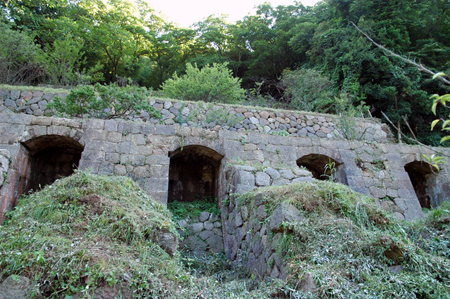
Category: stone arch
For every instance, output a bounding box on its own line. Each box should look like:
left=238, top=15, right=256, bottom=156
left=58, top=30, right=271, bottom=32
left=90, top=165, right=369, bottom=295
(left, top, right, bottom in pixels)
left=168, top=145, right=224, bottom=203
left=297, top=153, right=347, bottom=185
left=404, top=161, right=436, bottom=209
left=20, top=135, right=84, bottom=194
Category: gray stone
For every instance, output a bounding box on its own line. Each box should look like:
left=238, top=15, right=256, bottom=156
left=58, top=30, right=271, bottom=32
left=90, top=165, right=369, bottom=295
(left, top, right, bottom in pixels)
left=239, top=171, right=255, bottom=186
left=204, top=221, right=214, bottom=231
left=272, top=179, right=290, bottom=186
left=292, top=177, right=314, bottom=183
left=265, top=167, right=280, bottom=180
left=200, top=211, right=210, bottom=222
left=298, top=273, right=317, bottom=292
left=0, top=276, right=34, bottom=299
left=279, top=169, right=295, bottom=180
left=269, top=202, right=302, bottom=232
left=158, top=231, right=178, bottom=256
left=199, top=230, right=214, bottom=240
left=192, top=222, right=204, bottom=233
left=255, top=172, right=271, bottom=186
left=206, top=235, right=224, bottom=253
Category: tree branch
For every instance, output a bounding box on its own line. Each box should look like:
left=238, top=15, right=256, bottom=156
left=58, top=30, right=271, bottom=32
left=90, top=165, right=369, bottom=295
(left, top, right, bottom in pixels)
left=381, top=111, right=450, bottom=158
left=351, top=21, right=450, bottom=86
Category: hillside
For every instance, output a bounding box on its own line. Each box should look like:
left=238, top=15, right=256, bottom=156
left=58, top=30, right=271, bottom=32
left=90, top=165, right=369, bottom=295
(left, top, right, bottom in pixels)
left=0, top=172, right=449, bottom=298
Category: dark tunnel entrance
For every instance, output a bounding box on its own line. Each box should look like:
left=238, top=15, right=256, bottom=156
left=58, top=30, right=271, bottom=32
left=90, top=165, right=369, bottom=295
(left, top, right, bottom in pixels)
left=21, top=135, right=84, bottom=194
left=168, top=145, right=223, bottom=203
left=404, top=161, right=435, bottom=209
left=297, top=153, right=347, bottom=185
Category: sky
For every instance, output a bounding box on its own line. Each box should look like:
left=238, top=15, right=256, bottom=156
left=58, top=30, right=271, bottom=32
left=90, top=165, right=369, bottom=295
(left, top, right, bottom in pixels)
left=149, top=0, right=322, bottom=28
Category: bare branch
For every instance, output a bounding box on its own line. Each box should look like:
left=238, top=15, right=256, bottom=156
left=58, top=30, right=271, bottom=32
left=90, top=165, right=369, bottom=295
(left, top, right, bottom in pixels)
left=381, top=111, right=450, bottom=157
left=351, top=21, right=450, bottom=85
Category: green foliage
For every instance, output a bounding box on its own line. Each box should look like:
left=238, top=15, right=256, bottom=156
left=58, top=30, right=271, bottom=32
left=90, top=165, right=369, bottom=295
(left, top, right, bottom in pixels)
left=335, top=93, right=370, bottom=140
left=48, top=83, right=161, bottom=119
left=162, top=63, right=245, bottom=103
left=281, top=68, right=336, bottom=113
left=168, top=199, right=221, bottom=221
left=0, top=171, right=181, bottom=298
left=41, top=34, right=104, bottom=86
left=236, top=181, right=450, bottom=298
left=0, top=23, right=44, bottom=85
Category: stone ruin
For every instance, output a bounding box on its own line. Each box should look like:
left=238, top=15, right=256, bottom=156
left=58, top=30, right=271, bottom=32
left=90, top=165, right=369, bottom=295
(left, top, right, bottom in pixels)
left=1, top=87, right=450, bottom=278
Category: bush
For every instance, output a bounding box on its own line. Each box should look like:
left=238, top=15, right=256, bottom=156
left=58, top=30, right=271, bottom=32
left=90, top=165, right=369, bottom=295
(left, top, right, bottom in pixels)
left=48, top=83, right=161, bottom=119
left=162, top=63, right=245, bottom=103
left=0, top=23, right=44, bottom=85
left=281, top=68, right=336, bottom=112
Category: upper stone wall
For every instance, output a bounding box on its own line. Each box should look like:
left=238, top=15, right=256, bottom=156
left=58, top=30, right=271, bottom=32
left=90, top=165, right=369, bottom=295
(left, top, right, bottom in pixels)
left=0, top=88, right=393, bottom=143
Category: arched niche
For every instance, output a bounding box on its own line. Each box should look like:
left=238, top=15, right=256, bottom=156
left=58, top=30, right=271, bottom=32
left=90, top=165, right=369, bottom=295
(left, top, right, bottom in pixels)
left=168, top=145, right=223, bottom=203
left=21, top=135, right=84, bottom=193
left=297, top=153, right=347, bottom=185
left=404, top=161, right=436, bottom=209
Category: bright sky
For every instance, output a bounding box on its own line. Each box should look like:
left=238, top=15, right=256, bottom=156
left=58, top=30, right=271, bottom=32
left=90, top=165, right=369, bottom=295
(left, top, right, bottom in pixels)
left=149, top=0, right=322, bottom=28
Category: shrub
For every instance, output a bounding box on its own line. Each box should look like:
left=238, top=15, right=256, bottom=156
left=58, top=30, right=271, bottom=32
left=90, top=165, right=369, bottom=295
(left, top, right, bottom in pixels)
left=48, top=83, right=161, bottom=119
left=162, top=63, right=245, bottom=103
left=0, top=23, right=44, bottom=85
left=281, top=68, right=336, bottom=112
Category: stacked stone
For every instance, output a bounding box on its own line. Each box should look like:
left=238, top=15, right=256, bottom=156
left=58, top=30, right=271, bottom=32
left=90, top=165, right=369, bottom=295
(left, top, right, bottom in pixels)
left=228, top=165, right=314, bottom=195
left=0, top=150, right=10, bottom=187
left=0, top=88, right=391, bottom=143
left=177, top=211, right=223, bottom=255
left=0, top=90, right=66, bottom=117
left=224, top=192, right=303, bottom=280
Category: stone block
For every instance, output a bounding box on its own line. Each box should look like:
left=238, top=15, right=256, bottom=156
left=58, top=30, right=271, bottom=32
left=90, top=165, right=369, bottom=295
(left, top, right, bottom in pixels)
left=192, top=222, right=204, bottom=233
left=269, top=202, right=302, bottom=232
left=255, top=172, right=270, bottom=186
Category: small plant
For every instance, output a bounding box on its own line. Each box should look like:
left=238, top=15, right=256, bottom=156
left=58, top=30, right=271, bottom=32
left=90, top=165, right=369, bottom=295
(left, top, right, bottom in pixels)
left=168, top=198, right=221, bottom=221
left=321, top=158, right=336, bottom=182
left=48, top=83, right=162, bottom=120
left=270, top=130, right=289, bottom=136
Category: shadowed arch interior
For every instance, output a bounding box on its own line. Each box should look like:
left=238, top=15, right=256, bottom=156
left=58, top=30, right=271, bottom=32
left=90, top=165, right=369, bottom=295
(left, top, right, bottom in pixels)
left=404, top=161, right=435, bottom=209
left=21, top=135, right=84, bottom=193
left=168, top=145, right=223, bottom=203
left=297, top=153, right=347, bottom=185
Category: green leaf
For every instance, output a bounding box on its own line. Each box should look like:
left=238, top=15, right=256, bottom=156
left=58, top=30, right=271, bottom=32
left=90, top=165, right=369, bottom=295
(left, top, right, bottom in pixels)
left=440, top=135, right=450, bottom=143
left=433, top=72, right=447, bottom=79
left=431, top=119, right=440, bottom=130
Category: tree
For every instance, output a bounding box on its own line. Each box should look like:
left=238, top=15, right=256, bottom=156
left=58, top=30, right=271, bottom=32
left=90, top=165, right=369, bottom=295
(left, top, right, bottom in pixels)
left=0, top=23, right=44, bottom=85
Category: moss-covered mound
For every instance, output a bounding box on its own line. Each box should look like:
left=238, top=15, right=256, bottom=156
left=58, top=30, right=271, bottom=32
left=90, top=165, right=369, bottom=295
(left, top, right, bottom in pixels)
left=237, top=181, right=450, bottom=298
left=0, top=171, right=182, bottom=298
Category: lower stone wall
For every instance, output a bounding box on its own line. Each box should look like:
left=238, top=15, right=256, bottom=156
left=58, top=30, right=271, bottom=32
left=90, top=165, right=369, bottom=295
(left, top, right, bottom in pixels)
left=223, top=188, right=302, bottom=280
left=177, top=211, right=223, bottom=256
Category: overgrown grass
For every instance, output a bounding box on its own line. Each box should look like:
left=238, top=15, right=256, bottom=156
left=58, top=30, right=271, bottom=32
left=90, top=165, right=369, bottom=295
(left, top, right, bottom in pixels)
left=0, top=171, right=184, bottom=298
left=1, top=173, right=449, bottom=298
left=168, top=199, right=221, bottom=221
left=0, top=84, right=69, bottom=94
left=236, top=181, right=450, bottom=298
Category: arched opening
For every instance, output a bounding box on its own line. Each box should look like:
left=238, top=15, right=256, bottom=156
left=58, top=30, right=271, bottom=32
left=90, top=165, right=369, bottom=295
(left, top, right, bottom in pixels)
left=404, top=161, right=435, bottom=209
left=297, top=154, right=347, bottom=185
left=168, top=145, right=223, bottom=203
left=21, top=135, right=84, bottom=194
left=168, top=145, right=224, bottom=256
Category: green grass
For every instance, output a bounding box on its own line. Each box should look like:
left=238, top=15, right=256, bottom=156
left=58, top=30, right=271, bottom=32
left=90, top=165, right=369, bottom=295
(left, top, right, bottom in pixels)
left=235, top=181, right=450, bottom=298
left=1, top=172, right=449, bottom=298
left=0, top=84, right=69, bottom=94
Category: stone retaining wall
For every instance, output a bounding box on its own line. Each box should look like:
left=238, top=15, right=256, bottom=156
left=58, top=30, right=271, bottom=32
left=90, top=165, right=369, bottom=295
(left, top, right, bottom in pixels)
left=0, top=88, right=391, bottom=143
left=223, top=188, right=303, bottom=280
left=177, top=211, right=223, bottom=256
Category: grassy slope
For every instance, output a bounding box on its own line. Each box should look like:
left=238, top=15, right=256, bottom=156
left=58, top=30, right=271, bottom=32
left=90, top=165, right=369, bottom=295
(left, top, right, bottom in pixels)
left=0, top=173, right=449, bottom=298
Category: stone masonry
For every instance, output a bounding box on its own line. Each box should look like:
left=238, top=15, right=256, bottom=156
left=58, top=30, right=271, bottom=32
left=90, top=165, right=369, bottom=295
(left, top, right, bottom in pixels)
left=1, top=88, right=450, bottom=225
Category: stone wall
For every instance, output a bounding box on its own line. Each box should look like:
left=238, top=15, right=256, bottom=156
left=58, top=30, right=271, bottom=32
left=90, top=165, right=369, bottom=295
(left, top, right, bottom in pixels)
left=1, top=111, right=450, bottom=223
left=0, top=88, right=391, bottom=142
left=223, top=187, right=303, bottom=280
left=177, top=211, right=223, bottom=256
